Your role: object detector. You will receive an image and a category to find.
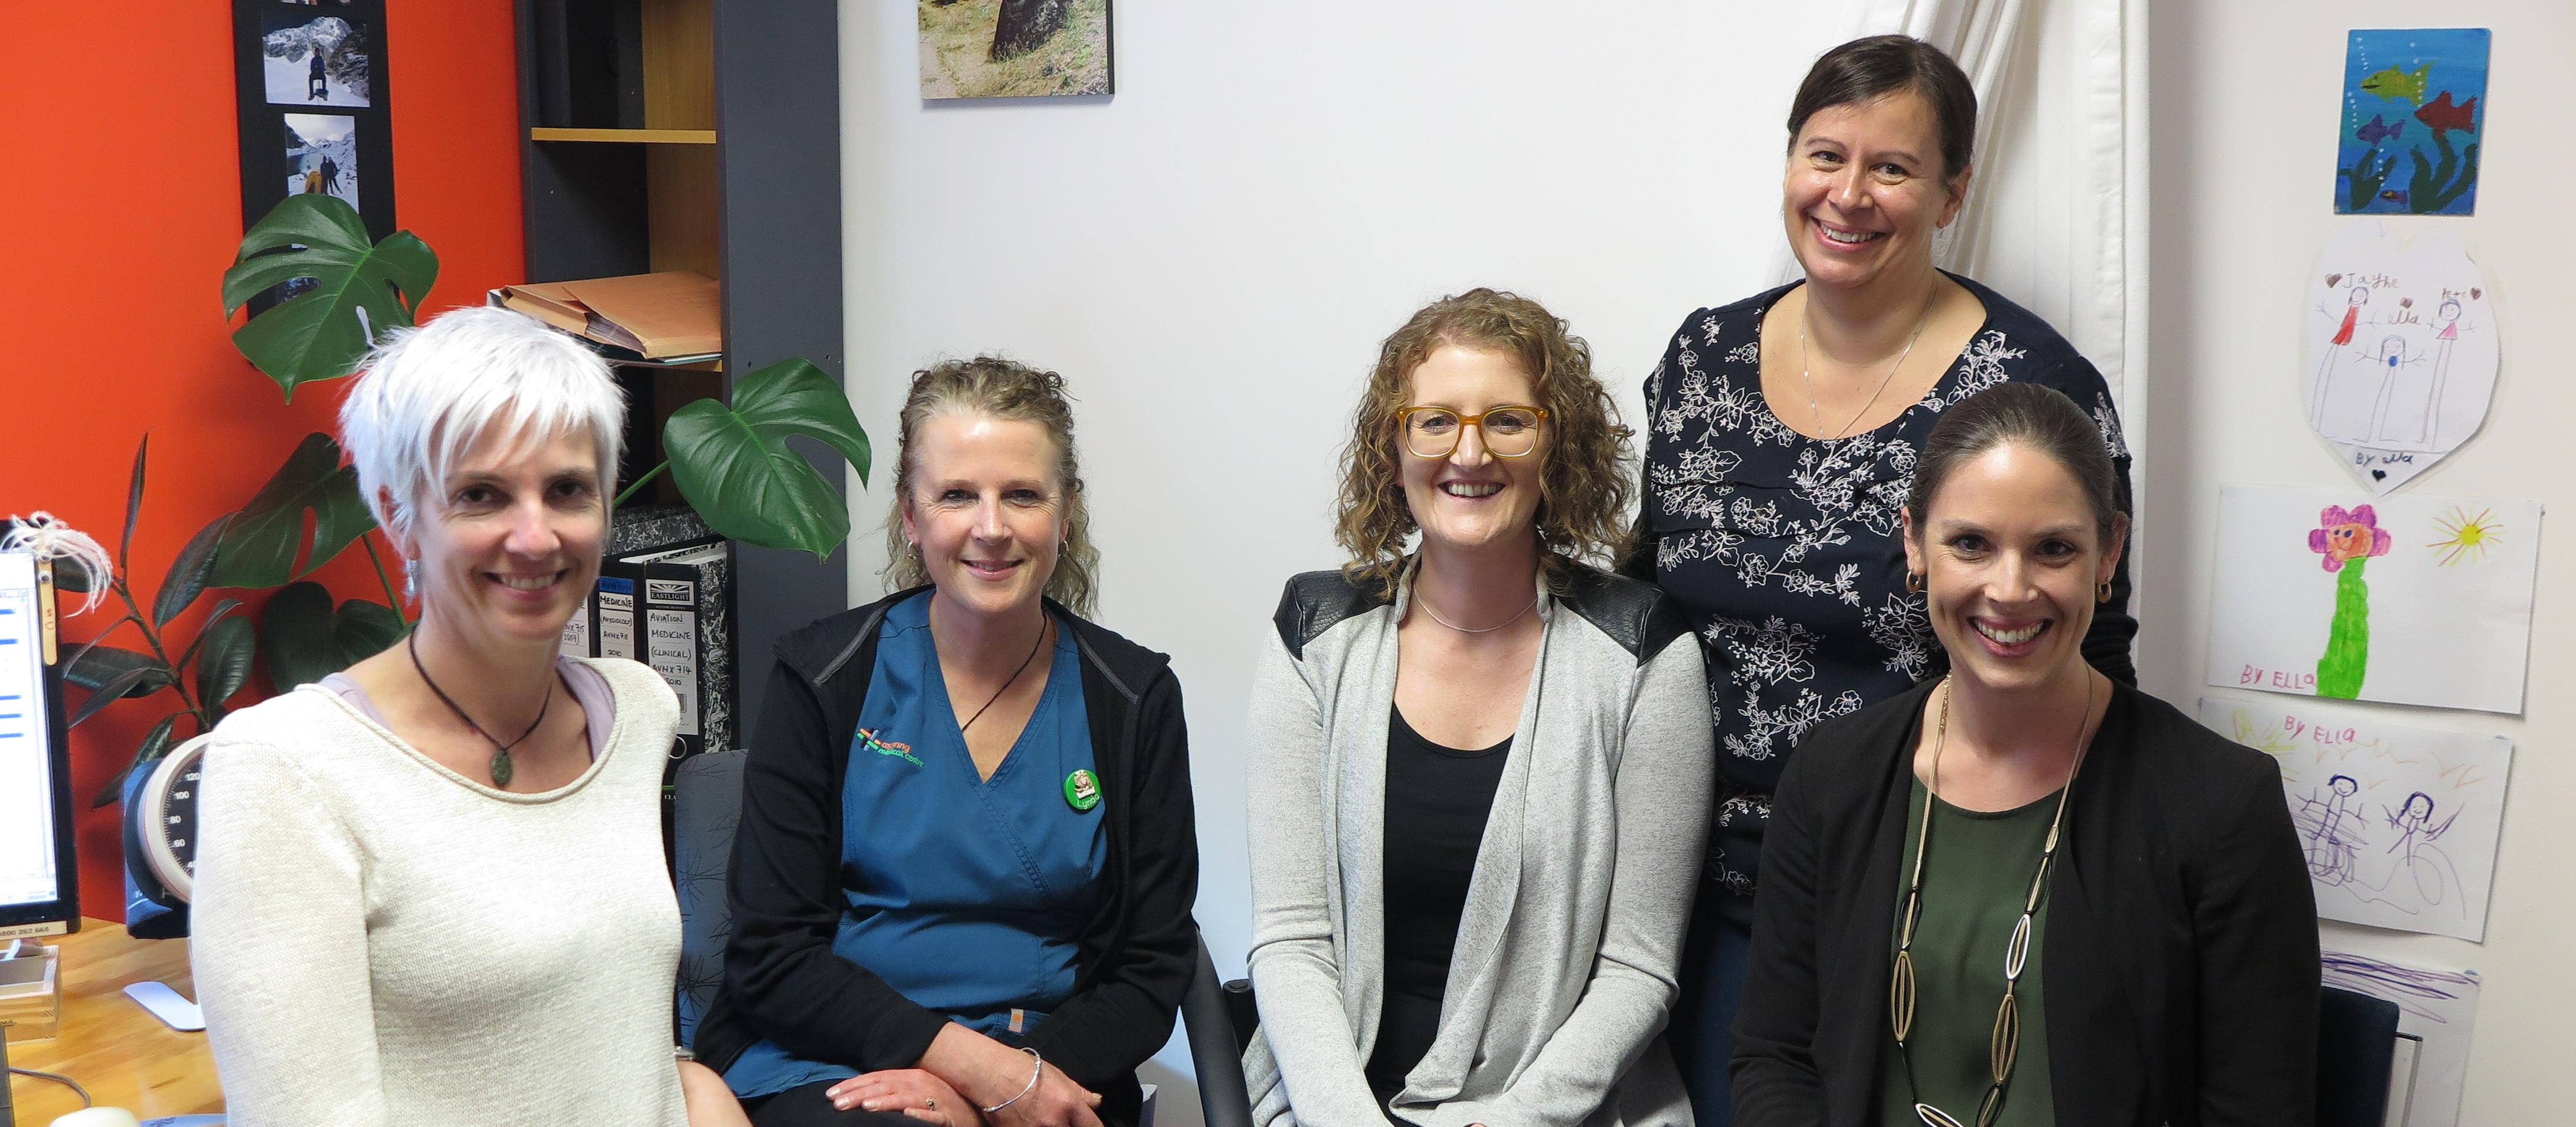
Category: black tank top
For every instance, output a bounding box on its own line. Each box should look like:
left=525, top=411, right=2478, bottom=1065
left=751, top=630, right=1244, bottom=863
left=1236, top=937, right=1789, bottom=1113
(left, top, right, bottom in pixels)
left=1367, top=704, right=1511, bottom=1103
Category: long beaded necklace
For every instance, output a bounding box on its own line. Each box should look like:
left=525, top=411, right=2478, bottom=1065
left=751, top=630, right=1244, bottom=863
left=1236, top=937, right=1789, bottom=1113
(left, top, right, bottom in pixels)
left=407, top=631, right=551, bottom=788
left=1889, top=674, right=2099, bottom=1127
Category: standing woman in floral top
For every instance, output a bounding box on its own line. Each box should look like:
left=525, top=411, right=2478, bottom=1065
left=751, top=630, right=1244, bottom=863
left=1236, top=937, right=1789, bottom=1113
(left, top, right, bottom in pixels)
left=1629, top=35, right=2137, bottom=1125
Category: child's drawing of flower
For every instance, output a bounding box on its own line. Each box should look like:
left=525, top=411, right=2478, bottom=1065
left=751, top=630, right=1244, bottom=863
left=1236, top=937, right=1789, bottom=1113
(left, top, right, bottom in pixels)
left=2308, top=504, right=2394, bottom=571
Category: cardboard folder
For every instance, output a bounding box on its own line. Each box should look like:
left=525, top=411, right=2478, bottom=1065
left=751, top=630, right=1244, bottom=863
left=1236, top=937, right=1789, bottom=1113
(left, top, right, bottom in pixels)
left=491, top=270, right=722, bottom=360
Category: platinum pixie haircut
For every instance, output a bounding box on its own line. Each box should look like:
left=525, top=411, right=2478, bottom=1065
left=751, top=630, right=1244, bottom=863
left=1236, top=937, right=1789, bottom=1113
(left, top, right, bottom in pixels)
left=339, top=306, right=626, bottom=585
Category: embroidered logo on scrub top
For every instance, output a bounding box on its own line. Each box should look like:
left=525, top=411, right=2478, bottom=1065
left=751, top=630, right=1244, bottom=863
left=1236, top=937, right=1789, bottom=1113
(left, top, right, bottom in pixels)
left=859, top=728, right=921, bottom=766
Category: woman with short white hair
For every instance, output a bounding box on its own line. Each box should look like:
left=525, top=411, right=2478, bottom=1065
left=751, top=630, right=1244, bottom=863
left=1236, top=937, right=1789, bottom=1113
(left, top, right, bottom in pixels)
left=191, top=306, right=745, bottom=1126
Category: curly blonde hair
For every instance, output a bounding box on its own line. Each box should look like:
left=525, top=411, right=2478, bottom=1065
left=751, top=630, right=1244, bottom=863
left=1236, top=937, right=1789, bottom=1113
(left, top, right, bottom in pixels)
left=1334, top=288, right=1636, bottom=597
left=879, top=357, right=1101, bottom=618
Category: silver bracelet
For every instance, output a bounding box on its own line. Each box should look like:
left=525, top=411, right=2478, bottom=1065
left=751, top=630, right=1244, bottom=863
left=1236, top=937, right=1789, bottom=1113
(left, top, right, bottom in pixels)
left=980, top=1046, right=1044, bottom=1114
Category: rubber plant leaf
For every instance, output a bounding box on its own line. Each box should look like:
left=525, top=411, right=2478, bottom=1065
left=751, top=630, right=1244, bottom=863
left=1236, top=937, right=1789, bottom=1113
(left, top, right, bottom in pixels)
left=663, top=358, right=873, bottom=558
left=69, top=667, right=168, bottom=728
left=62, top=644, right=169, bottom=698
left=122, top=434, right=148, bottom=571
left=210, top=434, right=375, bottom=589
left=194, top=616, right=258, bottom=709
left=153, top=513, right=233, bottom=628
left=221, top=194, right=438, bottom=398
left=261, top=583, right=408, bottom=692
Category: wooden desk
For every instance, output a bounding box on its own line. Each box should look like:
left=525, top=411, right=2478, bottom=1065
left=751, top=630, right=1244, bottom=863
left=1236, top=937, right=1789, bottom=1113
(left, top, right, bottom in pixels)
left=4, top=919, right=221, bottom=1122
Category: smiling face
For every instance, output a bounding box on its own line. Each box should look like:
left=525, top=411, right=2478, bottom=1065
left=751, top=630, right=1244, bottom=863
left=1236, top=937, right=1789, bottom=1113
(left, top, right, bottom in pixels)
left=2322, top=522, right=2376, bottom=563
left=1903, top=442, right=2124, bottom=696
left=1783, top=91, right=1967, bottom=293
left=397, top=426, right=606, bottom=651
left=899, top=412, right=1066, bottom=621
left=1399, top=345, right=1548, bottom=558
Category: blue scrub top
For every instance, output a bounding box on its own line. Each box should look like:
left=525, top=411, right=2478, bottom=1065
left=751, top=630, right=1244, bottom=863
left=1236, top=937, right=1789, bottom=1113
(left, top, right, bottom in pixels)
left=726, top=592, right=1106, bottom=1098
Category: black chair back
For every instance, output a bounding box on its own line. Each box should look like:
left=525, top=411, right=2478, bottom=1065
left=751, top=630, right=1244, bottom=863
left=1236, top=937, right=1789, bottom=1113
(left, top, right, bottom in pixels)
left=672, top=749, right=749, bottom=1046
left=1183, top=933, right=1255, bottom=1127
left=2317, top=985, right=2400, bottom=1127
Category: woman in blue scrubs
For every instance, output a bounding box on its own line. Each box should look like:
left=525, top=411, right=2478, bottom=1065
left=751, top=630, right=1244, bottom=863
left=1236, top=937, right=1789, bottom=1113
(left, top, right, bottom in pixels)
left=693, top=357, right=1199, bottom=1127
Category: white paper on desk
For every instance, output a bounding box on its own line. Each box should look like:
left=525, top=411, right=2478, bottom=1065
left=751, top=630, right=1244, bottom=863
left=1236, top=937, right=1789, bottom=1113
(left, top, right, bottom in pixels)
left=2204, top=484, right=2540, bottom=714
left=2198, top=696, right=2510, bottom=942
left=2302, top=221, right=2500, bottom=494
left=2321, top=951, right=2479, bottom=1127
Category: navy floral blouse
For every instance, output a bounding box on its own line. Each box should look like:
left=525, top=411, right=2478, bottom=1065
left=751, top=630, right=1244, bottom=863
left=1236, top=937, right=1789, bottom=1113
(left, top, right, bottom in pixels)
left=1637, top=272, right=2137, bottom=922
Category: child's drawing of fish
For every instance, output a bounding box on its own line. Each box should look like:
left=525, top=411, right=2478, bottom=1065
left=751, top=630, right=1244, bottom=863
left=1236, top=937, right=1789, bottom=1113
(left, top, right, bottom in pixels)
left=2359, top=62, right=2433, bottom=105
left=2413, top=91, right=2478, bottom=136
left=2354, top=114, right=2405, bottom=145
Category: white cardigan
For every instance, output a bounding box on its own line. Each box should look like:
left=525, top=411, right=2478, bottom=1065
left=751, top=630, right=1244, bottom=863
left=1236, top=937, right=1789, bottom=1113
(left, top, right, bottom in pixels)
left=1243, top=565, right=1715, bottom=1127
left=191, top=657, right=686, bottom=1127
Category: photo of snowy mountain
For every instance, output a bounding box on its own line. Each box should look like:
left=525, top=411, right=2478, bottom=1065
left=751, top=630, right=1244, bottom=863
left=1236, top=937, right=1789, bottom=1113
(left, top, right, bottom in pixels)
left=282, top=114, right=360, bottom=211
left=261, top=12, right=370, bottom=107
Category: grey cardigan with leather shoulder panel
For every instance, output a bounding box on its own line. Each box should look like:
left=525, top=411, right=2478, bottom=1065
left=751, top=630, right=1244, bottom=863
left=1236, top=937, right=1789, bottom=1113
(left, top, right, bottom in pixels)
left=1243, top=563, right=1716, bottom=1127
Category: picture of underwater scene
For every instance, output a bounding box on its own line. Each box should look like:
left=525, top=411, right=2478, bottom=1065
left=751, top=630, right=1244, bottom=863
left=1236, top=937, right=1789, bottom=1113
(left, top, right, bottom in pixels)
left=2335, top=28, right=2488, bottom=216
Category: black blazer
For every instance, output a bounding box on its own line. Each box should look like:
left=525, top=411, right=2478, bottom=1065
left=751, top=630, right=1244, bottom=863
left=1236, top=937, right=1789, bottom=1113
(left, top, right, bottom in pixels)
left=696, top=588, right=1200, bottom=1127
left=1733, top=678, right=2319, bottom=1127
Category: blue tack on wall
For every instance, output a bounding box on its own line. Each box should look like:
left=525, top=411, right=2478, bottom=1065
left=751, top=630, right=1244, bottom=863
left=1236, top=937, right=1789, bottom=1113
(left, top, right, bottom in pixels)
left=2333, top=28, right=2490, bottom=217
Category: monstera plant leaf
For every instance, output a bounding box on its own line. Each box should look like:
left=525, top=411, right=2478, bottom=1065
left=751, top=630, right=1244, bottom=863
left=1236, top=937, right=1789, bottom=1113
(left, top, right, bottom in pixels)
left=664, top=358, right=872, bottom=558
left=210, top=434, right=375, bottom=589
left=221, top=194, right=438, bottom=398
left=260, top=582, right=407, bottom=691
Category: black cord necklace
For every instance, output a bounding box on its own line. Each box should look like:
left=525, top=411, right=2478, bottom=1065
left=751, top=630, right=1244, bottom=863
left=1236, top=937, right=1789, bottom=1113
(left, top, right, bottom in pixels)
left=960, top=617, right=1049, bottom=732
left=408, top=631, right=552, bottom=788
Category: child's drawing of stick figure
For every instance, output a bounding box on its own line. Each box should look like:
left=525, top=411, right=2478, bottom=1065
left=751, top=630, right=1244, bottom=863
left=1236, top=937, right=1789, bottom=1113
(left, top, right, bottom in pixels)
left=2301, top=774, right=2366, bottom=883
left=2311, top=283, right=2369, bottom=432
left=2413, top=297, right=2464, bottom=447
left=2364, top=335, right=2427, bottom=444
left=2385, top=791, right=2460, bottom=907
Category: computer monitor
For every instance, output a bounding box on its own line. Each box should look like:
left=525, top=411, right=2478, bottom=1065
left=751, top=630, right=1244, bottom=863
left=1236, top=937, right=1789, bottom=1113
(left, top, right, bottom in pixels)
left=0, top=550, right=80, bottom=940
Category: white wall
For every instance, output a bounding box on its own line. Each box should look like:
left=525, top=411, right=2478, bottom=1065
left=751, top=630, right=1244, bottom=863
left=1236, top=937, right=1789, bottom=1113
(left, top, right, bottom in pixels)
left=840, top=3, right=1849, bottom=1116
left=2143, top=1, right=2573, bottom=1122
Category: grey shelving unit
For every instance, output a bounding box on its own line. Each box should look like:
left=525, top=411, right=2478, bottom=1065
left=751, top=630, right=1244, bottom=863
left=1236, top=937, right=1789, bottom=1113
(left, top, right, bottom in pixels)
left=515, top=0, right=847, bottom=723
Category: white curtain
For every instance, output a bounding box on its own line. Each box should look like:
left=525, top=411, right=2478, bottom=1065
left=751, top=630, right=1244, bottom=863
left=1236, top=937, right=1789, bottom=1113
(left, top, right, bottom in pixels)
left=1779, top=0, right=2143, bottom=419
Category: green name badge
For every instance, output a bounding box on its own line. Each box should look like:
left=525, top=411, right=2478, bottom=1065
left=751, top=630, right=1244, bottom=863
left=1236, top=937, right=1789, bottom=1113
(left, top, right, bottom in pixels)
left=1063, top=768, right=1101, bottom=812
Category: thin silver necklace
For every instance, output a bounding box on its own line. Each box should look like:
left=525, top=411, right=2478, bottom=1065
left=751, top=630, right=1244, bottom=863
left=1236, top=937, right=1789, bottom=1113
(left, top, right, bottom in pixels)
left=1798, top=285, right=1938, bottom=440
left=1413, top=589, right=1539, bottom=634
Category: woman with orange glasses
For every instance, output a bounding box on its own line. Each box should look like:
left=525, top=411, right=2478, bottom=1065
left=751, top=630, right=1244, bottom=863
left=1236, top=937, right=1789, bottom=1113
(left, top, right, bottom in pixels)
left=1242, top=289, right=1714, bottom=1127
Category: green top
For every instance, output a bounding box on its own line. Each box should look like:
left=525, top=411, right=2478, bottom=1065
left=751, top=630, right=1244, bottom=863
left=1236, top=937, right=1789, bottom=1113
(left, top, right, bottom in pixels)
left=1880, top=779, right=2058, bottom=1127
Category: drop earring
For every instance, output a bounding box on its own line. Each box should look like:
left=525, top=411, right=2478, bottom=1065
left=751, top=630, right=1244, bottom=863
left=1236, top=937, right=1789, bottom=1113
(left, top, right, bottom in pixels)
left=1905, top=571, right=1924, bottom=595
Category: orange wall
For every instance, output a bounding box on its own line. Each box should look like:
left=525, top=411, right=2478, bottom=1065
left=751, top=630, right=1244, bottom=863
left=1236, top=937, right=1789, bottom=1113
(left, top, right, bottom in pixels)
left=0, top=3, right=525, bottom=919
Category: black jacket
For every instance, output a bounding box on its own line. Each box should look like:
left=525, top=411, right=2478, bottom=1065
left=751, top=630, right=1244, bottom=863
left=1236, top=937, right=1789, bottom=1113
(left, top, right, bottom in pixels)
left=695, top=588, right=1199, bottom=1127
left=1733, top=678, right=2319, bottom=1127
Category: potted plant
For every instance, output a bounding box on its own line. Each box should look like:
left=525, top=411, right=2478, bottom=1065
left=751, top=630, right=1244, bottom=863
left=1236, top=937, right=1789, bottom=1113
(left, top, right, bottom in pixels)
left=63, top=194, right=870, bottom=802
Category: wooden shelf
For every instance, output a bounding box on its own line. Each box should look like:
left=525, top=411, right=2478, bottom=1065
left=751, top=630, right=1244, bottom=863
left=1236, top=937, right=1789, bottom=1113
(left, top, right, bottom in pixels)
left=530, top=127, right=715, bottom=144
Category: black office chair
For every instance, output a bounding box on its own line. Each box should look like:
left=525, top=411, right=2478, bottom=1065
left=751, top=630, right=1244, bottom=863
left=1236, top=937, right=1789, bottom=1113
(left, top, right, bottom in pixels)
left=1207, top=970, right=2401, bottom=1127
left=1182, top=937, right=1255, bottom=1127
left=676, top=750, right=1260, bottom=1127
left=2317, top=984, right=2402, bottom=1127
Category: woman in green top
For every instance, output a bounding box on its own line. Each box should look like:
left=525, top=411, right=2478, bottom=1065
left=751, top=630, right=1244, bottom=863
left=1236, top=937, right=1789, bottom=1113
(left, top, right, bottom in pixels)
left=1732, top=383, right=2318, bottom=1126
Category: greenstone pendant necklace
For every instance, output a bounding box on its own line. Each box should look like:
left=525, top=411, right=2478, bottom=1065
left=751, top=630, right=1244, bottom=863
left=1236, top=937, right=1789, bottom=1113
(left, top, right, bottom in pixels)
left=408, top=631, right=552, bottom=788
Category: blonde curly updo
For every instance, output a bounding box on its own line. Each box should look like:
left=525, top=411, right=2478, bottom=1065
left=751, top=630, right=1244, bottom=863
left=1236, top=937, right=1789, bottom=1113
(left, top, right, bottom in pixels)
left=879, top=356, right=1100, bottom=618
